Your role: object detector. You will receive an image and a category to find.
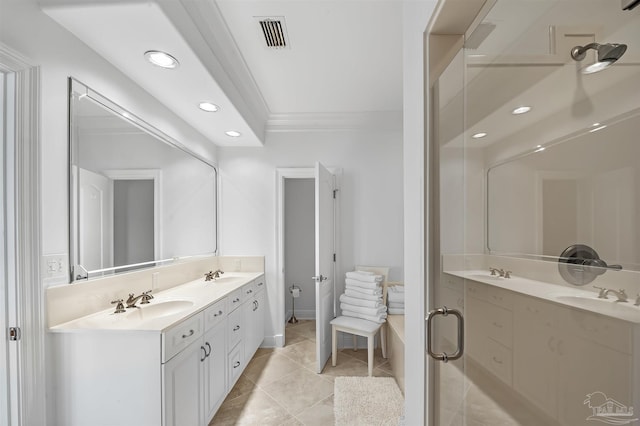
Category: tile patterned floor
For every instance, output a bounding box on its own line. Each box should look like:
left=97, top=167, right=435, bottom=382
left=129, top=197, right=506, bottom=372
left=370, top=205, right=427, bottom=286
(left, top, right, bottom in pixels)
left=209, top=320, right=393, bottom=426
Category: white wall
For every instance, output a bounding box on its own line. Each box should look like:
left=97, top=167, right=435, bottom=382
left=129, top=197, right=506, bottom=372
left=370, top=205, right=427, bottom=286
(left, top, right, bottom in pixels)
left=219, top=129, right=404, bottom=344
left=284, top=178, right=315, bottom=319
left=0, top=0, right=218, bottom=279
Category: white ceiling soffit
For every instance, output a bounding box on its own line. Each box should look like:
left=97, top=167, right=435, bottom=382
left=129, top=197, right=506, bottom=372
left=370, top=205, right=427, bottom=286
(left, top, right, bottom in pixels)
left=214, top=0, right=405, bottom=132
left=41, top=0, right=264, bottom=147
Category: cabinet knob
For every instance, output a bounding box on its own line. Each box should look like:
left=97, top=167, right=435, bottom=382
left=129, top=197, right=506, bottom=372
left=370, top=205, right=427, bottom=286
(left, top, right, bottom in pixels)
left=233, top=325, right=241, bottom=331
left=233, top=361, right=241, bottom=368
left=214, top=310, right=223, bottom=317
left=182, top=329, right=195, bottom=339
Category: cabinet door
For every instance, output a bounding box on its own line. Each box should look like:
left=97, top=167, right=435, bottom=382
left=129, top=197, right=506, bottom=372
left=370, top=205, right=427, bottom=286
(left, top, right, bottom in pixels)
left=253, top=290, right=265, bottom=350
left=513, top=297, right=559, bottom=417
left=243, top=298, right=256, bottom=359
left=203, top=322, right=227, bottom=423
left=163, top=340, right=205, bottom=426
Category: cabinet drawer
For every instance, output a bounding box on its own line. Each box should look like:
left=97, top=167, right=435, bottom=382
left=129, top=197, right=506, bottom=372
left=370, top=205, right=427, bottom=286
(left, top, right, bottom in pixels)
left=204, top=298, right=227, bottom=330
left=228, top=288, right=243, bottom=312
left=561, top=308, right=632, bottom=354
left=487, top=287, right=514, bottom=310
left=465, top=280, right=487, bottom=301
left=228, top=308, right=243, bottom=351
left=514, top=296, right=558, bottom=329
left=162, top=313, right=204, bottom=362
left=254, top=276, right=266, bottom=293
left=242, top=281, right=257, bottom=299
left=486, top=306, right=512, bottom=348
left=228, top=344, right=244, bottom=387
left=486, top=339, right=512, bottom=386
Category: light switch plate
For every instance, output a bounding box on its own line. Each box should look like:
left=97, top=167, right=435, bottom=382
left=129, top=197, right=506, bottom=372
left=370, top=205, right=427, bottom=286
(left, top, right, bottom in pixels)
left=42, top=254, right=68, bottom=281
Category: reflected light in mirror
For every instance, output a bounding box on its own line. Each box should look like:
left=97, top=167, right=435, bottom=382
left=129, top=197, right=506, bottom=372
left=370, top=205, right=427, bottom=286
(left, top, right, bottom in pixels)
left=472, top=132, right=487, bottom=139
left=198, top=102, right=219, bottom=112
left=225, top=130, right=241, bottom=137
left=512, top=106, right=531, bottom=115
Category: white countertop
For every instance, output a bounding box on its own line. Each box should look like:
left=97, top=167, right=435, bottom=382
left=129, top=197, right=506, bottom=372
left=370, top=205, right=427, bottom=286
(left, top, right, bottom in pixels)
left=445, top=270, right=640, bottom=324
left=49, top=272, right=264, bottom=333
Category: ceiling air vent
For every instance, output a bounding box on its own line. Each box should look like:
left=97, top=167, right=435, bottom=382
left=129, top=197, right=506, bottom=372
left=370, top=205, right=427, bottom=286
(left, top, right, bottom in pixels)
left=256, top=17, right=289, bottom=49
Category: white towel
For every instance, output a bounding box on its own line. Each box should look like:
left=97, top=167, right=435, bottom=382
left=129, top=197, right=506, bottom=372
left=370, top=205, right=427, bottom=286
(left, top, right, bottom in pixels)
left=389, top=285, right=404, bottom=293
left=345, top=278, right=381, bottom=290
left=387, top=291, right=404, bottom=303
left=345, top=289, right=382, bottom=301
left=388, top=308, right=405, bottom=315
left=345, top=284, right=382, bottom=296
left=340, top=303, right=387, bottom=316
left=339, top=294, right=383, bottom=308
left=388, top=301, right=404, bottom=309
left=346, top=271, right=383, bottom=283
left=354, top=270, right=374, bottom=275
left=342, top=309, right=387, bottom=324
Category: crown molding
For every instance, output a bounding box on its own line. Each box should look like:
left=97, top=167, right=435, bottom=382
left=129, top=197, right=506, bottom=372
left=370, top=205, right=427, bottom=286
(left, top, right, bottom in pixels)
left=265, top=111, right=403, bottom=133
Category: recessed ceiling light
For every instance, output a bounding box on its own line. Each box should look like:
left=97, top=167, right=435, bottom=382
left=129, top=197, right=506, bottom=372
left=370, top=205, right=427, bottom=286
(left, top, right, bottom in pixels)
left=144, top=50, right=179, bottom=69
left=225, top=130, right=241, bottom=137
left=472, top=132, right=487, bottom=139
left=512, top=106, right=532, bottom=115
left=198, top=102, right=219, bottom=112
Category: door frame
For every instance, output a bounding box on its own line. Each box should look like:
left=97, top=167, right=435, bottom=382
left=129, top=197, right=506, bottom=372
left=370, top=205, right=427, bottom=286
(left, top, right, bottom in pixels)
left=103, top=168, right=163, bottom=261
left=0, top=43, right=45, bottom=425
left=275, top=167, right=341, bottom=348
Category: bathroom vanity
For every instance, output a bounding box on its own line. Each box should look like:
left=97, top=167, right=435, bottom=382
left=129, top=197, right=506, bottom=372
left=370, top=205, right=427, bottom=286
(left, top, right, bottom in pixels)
left=442, top=270, right=640, bottom=426
left=49, top=270, right=265, bottom=426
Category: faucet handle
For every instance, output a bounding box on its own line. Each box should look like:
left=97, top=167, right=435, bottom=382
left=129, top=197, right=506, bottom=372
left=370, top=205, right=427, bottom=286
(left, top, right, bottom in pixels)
left=593, top=286, right=608, bottom=298
left=489, top=267, right=498, bottom=276
left=635, top=294, right=640, bottom=306
left=111, top=299, right=125, bottom=314
left=504, top=271, right=512, bottom=279
left=205, top=271, right=214, bottom=281
left=141, top=290, right=154, bottom=304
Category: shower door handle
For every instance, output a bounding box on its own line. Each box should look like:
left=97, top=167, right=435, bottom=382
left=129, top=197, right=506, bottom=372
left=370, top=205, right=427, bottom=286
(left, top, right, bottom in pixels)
left=426, top=306, right=464, bottom=363
left=312, top=275, right=327, bottom=282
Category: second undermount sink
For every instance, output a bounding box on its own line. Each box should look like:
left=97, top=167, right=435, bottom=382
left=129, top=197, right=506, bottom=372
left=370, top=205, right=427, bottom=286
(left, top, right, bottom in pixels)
left=126, top=300, right=195, bottom=321
left=554, top=295, right=639, bottom=315
left=466, top=273, right=506, bottom=282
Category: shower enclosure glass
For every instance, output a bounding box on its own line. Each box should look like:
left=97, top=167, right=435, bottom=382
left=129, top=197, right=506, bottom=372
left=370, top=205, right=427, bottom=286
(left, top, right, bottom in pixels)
left=430, top=1, right=640, bottom=424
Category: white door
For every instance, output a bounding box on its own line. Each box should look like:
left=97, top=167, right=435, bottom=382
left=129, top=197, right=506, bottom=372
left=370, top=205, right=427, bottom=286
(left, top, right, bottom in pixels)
left=79, top=168, right=113, bottom=272
left=314, top=162, right=335, bottom=374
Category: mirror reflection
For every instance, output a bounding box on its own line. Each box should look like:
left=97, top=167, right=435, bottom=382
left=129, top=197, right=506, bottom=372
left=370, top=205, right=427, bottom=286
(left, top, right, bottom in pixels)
left=487, top=107, right=640, bottom=271
left=69, top=79, right=217, bottom=282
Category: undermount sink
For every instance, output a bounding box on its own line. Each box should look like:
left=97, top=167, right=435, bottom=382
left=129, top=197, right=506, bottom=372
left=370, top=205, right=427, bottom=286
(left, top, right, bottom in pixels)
left=465, top=273, right=506, bottom=282
left=554, top=295, right=639, bottom=315
left=126, top=300, right=195, bottom=321
left=208, top=276, right=240, bottom=284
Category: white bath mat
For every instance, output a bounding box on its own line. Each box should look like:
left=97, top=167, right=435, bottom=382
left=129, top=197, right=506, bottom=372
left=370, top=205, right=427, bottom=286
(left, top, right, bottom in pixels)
left=334, top=376, right=404, bottom=426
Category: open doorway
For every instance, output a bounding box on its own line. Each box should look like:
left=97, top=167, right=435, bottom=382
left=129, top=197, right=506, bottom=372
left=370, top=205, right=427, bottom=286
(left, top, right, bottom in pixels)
left=283, top=178, right=315, bottom=323
left=276, top=164, right=339, bottom=373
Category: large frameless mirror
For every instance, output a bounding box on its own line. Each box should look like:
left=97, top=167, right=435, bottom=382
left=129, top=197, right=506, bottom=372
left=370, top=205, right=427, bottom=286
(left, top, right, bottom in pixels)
left=69, top=78, right=217, bottom=282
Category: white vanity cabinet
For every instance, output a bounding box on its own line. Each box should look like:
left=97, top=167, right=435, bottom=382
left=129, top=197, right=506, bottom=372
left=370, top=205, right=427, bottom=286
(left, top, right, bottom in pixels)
left=163, top=297, right=228, bottom=426
left=460, top=275, right=637, bottom=426
left=51, top=273, right=267, bottom=426
left=243, top=276, right=266, bottom=358
left=464, top=281, right=514, bottom=386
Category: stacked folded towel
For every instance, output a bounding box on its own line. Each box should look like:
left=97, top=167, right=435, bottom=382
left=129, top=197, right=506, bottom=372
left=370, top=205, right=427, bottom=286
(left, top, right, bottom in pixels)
left=340, top=271, right=387, bottom=323
left=387, top=285, right=405, bottom=315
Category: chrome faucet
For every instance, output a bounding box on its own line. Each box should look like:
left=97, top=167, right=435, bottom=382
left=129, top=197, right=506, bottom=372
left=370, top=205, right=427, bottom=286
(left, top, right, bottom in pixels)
left=126, top=290, right=153, bottom=308
left=205, top=270, right=224, bottom=282
left=489, top=267, right=510, bottom=278
left=595, top=286, right=628, bottom=302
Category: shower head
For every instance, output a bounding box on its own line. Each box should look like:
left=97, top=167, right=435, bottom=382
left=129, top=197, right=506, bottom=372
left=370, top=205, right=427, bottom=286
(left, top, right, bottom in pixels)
left=571, top=42, right=628, bottom=74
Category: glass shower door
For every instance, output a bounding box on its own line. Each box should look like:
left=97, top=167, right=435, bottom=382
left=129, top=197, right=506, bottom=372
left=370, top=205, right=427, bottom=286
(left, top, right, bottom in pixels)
left=430, top=1, right=640, bottom=425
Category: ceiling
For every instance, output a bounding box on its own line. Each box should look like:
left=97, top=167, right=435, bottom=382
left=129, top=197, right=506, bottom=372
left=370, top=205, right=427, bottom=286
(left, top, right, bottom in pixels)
left=40, top=0, right=405, bottom=147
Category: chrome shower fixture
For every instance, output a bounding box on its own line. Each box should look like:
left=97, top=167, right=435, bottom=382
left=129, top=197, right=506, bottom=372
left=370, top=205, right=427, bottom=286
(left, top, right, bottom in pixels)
left=571, top=42, right=628, bottom=74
